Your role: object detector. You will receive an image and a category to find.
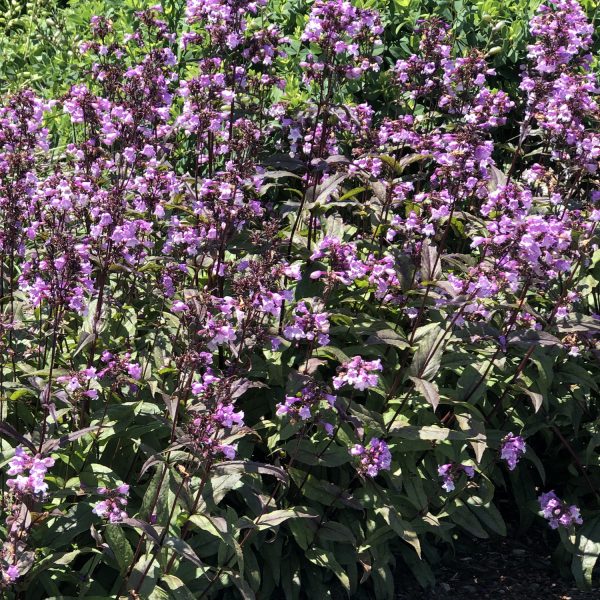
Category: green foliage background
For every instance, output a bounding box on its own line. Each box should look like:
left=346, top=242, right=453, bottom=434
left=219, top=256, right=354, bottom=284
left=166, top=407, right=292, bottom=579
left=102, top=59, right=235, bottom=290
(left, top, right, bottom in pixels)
left=2, top=0, right=597, bottom=96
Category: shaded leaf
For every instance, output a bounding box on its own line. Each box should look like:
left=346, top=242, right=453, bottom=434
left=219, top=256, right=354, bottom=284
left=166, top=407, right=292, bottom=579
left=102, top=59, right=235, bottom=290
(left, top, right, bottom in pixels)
left=377, top=506, right=421, bottom=557
left=409, top=377, right=440, bottom=411
left=241, top=509, right=318, bottom=531
left=572, top=516, right=600, bottom=589
left=306, top=547, right=350, bottom=592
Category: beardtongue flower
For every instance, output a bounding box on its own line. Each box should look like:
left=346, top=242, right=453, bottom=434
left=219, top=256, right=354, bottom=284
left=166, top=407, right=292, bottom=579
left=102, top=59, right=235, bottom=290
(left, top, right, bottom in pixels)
left=276, top=383, right=336, bottom=421
left=350, top=437, right=391, bottom=477
left=2, top=565, right=19, bottom=583
left=300, top=0, right=383, bottom=84
left=93, top=484, right=130, bottom=523
left=438, top=463, right=475, bottom=492
left=6, top=447, right=55, bottom=496
left=283, top=301, right=330, bottom=346
left=500, top=433, right=526, bottom=470
left=539, top=490, right=583, bottom=529
left=333, top=356, right=382, bottom=391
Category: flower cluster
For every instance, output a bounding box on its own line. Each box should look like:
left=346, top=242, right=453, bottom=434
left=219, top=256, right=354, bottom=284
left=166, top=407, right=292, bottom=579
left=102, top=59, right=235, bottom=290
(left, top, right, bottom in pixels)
left=538, top=491, right=583, bottom=529
left=333, top=356, right=382, bottom=391
left=526, top=0, right=593, bottom=73
left=521, top=0, right=599, bottom=170
left=0, top=0, right=598, bottom=593
left=500, top=433, right=527, bottom=470
left=350, top=437, right=391, bottom=477
left=186, top=375, right=245, bottom=460
left=1, top=565, right=19, bottom=585
left=438, top=463, right=475, bottom=492
left=283, top=301, right=330, bottom=346
left=310, top=236, right=368, bottom=285
left=300, top=0, right=383, bottom=83
left=6, top=447, right=55, bottom=496
left=93, top=485, right=130, bottom=523
left=276, top=382, right=336, bottom=422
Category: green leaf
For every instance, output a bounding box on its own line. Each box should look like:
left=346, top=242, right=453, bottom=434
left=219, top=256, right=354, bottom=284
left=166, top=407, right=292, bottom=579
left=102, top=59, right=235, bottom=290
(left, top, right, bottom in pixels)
left=409, top=377, right=440, bottom=411
left=454, top=413, right=487, bottom=463
left=161, top=574, right=197, bottom=600
left=376, top=506, right=421, bottom=557
left=517, top=385, right=543, bottom=413
left=306, top=547, right=350, bottom=592
left=289, top=468, right=362, bottom=509
left=507, top=330, right=562, bottom=347
left=228, top=571, right=256, bottom=600
left=104, top=524, right=133, bottom=575
left=387, top=424, right=467, bottom=441
left=284, top=439, right=350, bottom=467
left=242, top=508, right=318, bottom=531
left=162, top=536, right=204, bottom=567
left=317, top=521, right=357, bottom=545
left=366, top=328, right=410, bottom=350
left=572, top=515, right=600, bottom=588
left=212, top=461, right=288, bottom=486
left=313, top=345, right=350, bottom=364
left=338, top=186, right=367, bottom=202
left=141, top=466, right=170, bottom=524
left=409, top=324, right=447, bottom=381
left=189, top=514, right=243, bottom=572
left=466, top=498, right=506, bottom=536
left=449, top=501, right=489, bottom=539
left=188, top=513, right=228, bottom=538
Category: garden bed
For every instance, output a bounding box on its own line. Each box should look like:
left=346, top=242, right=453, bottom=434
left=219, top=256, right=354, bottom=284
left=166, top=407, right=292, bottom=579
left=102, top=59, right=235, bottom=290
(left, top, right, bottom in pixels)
left=396, top=535, right=598, bottom=600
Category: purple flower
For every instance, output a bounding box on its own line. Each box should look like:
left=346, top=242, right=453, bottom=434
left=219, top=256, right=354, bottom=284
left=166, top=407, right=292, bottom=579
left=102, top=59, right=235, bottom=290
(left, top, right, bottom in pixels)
left=333, top=356, right=382, bottom=391
left=6, top=447, right=54, bottom=496
left=93, top=485, right=129, bottom=523
left=438, top=463, right=475, bottom=492
left=300, top=0, right=383, bottom=84
left=3, top=565, right=19, bottom=583
left=276, top=383, right=336, bottom=422
left=350, top=437, right=391, bottom=477
left=283, top=301, right=330, bottom=346
left=500, top=433, right=526, bottom=470
left=310, top=237, right=368, bottom=285
left=539, top=490, right=583, bottom=529
left=213, top=402, right=244, bottom=428
left=187, top=381, right=245, bottom=461
left=172, top=301, right=189, bottom=312
left=126, top=363, right=143, bottom=380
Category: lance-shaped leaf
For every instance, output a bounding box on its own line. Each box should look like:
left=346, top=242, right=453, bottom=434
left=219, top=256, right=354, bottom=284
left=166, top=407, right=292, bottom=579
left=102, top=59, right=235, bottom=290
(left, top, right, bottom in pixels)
left=421, top=240, right=441, bottom=282
left=211, top=461, right=288, bottom=486
left=120, top=518, right=160, bottom=543
left=41, top=426, right=98, bottom=453
left=409, top=377, right=440, bottom=411
left=239, top=508, right=318, bottom=532
left=376, top=506, right=421, bottom=557
left=454, top=413, right=487, bottom=463
left=517, top=385, right=543, bottom=413
left=306, top=547, right=350, bottom=593
left=0, top=422, right=36, bottom=452
left=162, top=536, right=204, bottom=567
left=161, top=574, right=198, bottom=600
left=387, top=424, right=467, bottom=442
left=572, top=516, right=600, bottom=589
left=366, top=328, right=410, bottom=350
left=104, top=524, right=134, bottom=575
left=409, top=324, right=446, bottom=381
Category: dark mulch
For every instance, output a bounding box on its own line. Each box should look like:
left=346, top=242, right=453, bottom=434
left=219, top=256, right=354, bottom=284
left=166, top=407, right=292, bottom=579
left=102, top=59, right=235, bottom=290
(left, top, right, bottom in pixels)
left=395, top=535, right=598, bottom=600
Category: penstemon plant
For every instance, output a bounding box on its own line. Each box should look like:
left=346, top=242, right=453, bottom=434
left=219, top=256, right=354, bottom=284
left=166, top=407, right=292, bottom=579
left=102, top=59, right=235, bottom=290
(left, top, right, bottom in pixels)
left=0, top=0, right=599, bottom=597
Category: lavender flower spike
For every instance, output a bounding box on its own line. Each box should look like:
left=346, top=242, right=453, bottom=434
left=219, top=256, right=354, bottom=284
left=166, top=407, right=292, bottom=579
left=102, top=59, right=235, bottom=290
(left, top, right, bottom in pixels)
left=500, top=433, right=526, bottom=470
